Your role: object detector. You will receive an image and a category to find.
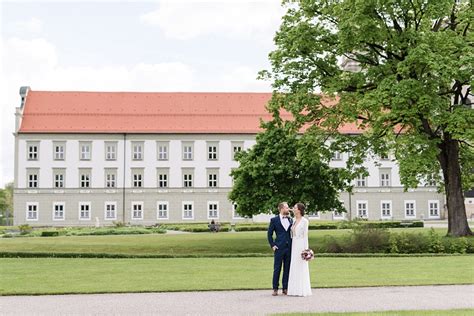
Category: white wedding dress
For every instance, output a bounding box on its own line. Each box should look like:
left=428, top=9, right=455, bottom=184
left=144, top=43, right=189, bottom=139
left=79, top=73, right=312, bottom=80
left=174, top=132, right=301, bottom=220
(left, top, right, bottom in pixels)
left=287, top=217, right=312, bottom=296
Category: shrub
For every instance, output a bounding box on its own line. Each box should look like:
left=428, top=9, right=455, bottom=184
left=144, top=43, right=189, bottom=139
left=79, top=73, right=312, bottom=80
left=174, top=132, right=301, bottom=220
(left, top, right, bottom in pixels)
left=41, top=231, right=59, bottom=237
left=113, top=221, right=126, bottom=228
left=18, top=224, right=33, bottom=235
left=346, top=226, right=390, bottom=253
left=428, top=228, right=445, bottom=253
left=389, top=232, right=429, bottom=254
left=447, top=237, right=469, bottom=254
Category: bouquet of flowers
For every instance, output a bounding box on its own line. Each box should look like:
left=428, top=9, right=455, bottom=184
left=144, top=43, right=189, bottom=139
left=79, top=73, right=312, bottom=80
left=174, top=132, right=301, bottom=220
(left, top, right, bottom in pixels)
left=301, top=249, right=314, bottom=261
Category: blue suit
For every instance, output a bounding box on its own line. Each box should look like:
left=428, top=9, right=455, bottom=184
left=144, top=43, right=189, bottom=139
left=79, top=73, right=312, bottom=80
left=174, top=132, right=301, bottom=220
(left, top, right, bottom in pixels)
left=267, top=215, right=292, bottom=290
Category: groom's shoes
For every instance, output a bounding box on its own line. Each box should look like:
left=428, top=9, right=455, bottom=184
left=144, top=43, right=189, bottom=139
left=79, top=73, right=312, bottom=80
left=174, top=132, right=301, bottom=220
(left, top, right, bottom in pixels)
left=282, top=289, right=288, bottom=295
left=272, top=290, right=278, bottom=296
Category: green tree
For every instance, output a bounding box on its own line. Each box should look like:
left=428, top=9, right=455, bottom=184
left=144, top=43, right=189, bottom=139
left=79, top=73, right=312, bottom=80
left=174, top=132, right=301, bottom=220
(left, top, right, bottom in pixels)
left=260, top=0, right=473, bottom=236
left=229, top=120, right=346, bottom=217
left=0, top=183, right=13, bottom=225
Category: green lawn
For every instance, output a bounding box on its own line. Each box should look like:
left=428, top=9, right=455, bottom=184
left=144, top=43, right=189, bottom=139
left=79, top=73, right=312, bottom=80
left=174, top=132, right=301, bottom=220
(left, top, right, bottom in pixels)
left=0, top=229, right=454, bottom=256
left=274, top=310, right=474, bottom=316
left=1, top=256, right=472, bottom=295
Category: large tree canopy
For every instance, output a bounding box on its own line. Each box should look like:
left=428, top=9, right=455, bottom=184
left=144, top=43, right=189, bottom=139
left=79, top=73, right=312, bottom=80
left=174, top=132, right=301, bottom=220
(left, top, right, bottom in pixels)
left=260, top=0, right=473, bottom=236
left=229, top=121, right=346, bottom=217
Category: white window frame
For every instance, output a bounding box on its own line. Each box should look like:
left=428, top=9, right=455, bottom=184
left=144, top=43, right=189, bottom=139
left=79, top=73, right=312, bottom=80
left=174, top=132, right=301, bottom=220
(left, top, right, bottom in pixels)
left=157, top=201, right=169, bottom=220
left=27, top=142, right=39, bottom=161
left=27, top=169, right=39, bottom=188
left=26, top=202, right=39, bottom=221
left=105, top=169, right=117, bottom=188
left=131, top=201, right=144, bottom=220
left=105, top=142, right=117, bottom=161
left=232, top=203, right=243, bottom=219
left=207, top=201, right=219, bottom=219
left=104, top=201, right=117, bottom=220
left=182, top=143, right=193, bottom=160
left=53, top=170, right=65, bottom=188
left=428, top=200, right=440, bottom=218
left=332, top=151, right=342, bottom=160
left=380, top=200, right=392, bottom=219
left=231, top=142, right=243, bottom=160
left=53, top=143, right=65, bottom=160
left=404, top=200, right=416, bottom=218
left=132, top=142, right=143, bottom=160
left=78, top=202, right=91, bottom=221
left=308, top=210, right=320, bottom=219
left=182, top=201, right=194, bottom=220
left=356, top=175, right=367, bottom=187
left=157, top=169, right=168, bottom=188
left=380, top=170, right=391, bottom=187
left=79, top=169, right=91, bottom=188
left=356, top=200, right=368, bottom=218
left=183, top=171, right=193, bottom=188
left=207, top=142, right=218, bottom=160
left=79, top=142, right=92, bottom=160
left=157, top=142, right=169, bottom=161
left=132, top=169, right=143, bottom=188
left=52, top=202, right=65, bottom=221
left=208, top=171, right=218, bottom=188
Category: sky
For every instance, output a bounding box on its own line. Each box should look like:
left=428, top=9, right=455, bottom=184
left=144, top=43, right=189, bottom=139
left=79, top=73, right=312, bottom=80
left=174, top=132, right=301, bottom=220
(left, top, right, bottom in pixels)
left=0, top=0, right=285, bottom=187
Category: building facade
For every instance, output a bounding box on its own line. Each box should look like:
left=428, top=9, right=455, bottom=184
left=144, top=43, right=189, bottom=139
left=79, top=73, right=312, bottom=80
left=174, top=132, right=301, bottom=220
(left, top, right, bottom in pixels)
left=13, top=87, right=445, bottom=226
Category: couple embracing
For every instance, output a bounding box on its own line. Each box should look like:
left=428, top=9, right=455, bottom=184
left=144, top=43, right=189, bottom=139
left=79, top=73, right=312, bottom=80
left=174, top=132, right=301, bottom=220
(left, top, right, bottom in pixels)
left=267, top=202, right=312, bottom=297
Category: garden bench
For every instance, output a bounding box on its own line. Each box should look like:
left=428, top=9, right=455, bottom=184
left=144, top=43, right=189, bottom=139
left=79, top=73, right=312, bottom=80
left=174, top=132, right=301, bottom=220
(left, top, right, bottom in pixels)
left=400, top=220, right=414, bottom=228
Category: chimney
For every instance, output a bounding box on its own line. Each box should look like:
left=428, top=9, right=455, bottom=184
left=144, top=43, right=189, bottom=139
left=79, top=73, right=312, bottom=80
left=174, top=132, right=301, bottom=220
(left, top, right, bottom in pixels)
left=16, top=86, right=30, bottom=133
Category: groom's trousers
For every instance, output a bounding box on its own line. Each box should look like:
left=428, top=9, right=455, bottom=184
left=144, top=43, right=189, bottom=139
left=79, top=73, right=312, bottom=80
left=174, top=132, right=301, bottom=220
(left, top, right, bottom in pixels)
left=273, top=247, right=291, bottom=290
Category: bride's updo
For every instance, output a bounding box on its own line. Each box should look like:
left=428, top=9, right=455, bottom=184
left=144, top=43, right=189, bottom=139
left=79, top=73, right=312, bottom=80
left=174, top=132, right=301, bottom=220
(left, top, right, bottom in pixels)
left=295, top=203, right=306, bottom=216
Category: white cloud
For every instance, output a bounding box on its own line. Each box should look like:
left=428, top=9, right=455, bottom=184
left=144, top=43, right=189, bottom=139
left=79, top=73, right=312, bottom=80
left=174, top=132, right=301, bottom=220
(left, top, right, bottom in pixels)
left=140, top=0, right=284, bottom=40
left=13, top=17, right=43, bottom=33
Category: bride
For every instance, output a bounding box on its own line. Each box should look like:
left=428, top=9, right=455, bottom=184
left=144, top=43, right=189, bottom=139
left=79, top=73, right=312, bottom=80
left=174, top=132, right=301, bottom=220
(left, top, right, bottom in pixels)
left=287, top=203, right=312, bottom=297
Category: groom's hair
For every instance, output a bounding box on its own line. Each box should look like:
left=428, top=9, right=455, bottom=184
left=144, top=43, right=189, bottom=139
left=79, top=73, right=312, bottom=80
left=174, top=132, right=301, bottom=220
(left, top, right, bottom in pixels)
left=296, top=203, right=306, bottom=216
left=278, top=202, right=288, bottom=212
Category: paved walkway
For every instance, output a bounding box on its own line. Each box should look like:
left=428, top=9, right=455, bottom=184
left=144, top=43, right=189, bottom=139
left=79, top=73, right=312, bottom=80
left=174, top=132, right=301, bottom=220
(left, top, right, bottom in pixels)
left=1, top=285, right=473, bottom=315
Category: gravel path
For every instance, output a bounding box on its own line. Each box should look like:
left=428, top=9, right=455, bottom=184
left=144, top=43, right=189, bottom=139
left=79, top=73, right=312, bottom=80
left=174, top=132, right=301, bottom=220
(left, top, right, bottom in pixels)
left=1, top=285, right=473, bottom=315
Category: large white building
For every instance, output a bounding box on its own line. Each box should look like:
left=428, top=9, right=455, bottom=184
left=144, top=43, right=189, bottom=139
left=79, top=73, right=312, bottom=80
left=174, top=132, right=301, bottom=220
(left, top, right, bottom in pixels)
left=13, top=87, right=445, bottom=226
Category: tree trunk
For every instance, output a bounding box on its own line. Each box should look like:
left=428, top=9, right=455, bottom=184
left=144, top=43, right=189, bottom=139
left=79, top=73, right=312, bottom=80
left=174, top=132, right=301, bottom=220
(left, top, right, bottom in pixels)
left=437, top=138, right=472, bottom=237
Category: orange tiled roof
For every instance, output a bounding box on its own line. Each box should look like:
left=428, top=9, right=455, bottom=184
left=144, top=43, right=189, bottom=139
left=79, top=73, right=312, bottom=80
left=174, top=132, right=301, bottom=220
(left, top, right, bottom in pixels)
left=18, top=91, right=362, bottom=134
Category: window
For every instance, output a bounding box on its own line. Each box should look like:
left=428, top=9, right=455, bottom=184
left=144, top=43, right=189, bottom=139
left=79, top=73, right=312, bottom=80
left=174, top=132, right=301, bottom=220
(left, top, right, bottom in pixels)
left=131, top=202, right=144, bottom=220
left=208, top=171, right=218, bottom=188
left=405, top=200, right=416, bottom=218
left=79, top=169, right=91, bottom=188
left=333, top=201, right=345, bottom=219
left=79, top=202, right=91, bottom=220
left=380, top=153, right=389, bottom=160
left=429, top=200, right=440, bottom=218
left=182, top=202, right=194, bottom=219
left=381, top=200, right=392, bottom=218
left=309, top=210, right=320, bottom=218
left=157, top=169, right=168, bottom=188
left=26, top=202, right=38, bottom=221
left=207, top=142, right=218, bottom=160
left=104, top=202, right=117, bottom=220
left=53, top=202, right=65, bottom=220
left=380, top=170, right=391, bottom=187
left=157, top=201, right=169, bottom=219
left=232, top=203, right=243, bottom=219
left=105, top=142, right=117, bottom=160
left=132, top=142, right=143, bottom=160
left=53, top=169, right=65, bottom=188
left=132, top=169, right=143, bottom=188
left=356, top=174, right=367, bottom=187
left=357, top=201, right=368, bottom=218
left=27, top=169, right=39, bottom=188
left=157, top=142, right=169, bottom=160
left=231, top=142, right=243, bottom=160
left=208, top=202, right=219, bottom=219
left=105, top=169, right=117, bottom=188
left=79, top=142, right=91, bottom=160
left=182, top=143, right=193, bottom=160
left=53, top=142, right=65, bottom=160
left=332, top=151, right=342, bottom=160
left=183, top=170, right=193, bottom=188
left=27, top=142, right=39, bottom=160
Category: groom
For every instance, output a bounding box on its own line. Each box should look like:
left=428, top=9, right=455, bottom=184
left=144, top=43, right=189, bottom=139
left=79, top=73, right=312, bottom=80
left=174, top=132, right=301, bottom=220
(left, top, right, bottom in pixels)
left=267, top=202, right=293, bottom=296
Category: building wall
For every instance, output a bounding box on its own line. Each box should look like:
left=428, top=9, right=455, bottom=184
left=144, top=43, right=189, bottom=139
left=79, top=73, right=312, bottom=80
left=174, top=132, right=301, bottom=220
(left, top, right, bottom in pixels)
left=14, top=133, right=446, bottom=226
